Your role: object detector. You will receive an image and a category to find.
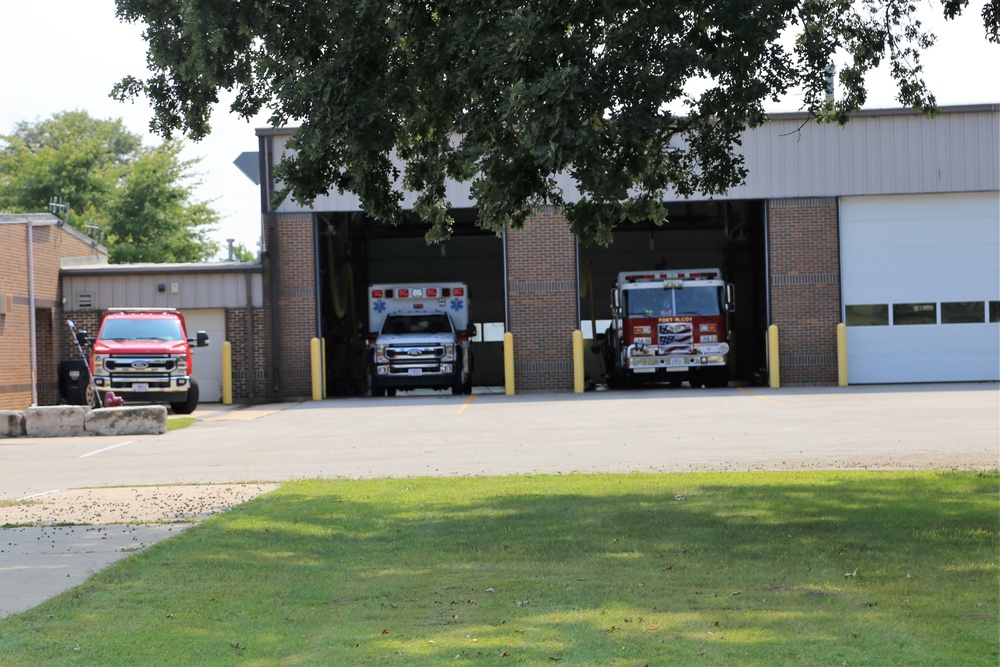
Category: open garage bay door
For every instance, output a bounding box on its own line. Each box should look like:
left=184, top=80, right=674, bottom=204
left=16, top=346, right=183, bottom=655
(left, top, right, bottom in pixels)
left=318, top=210, right=506, bottom=395
left=841, top=192, right=1000, bottom=384
left=579, top=200, right=769, bottom=387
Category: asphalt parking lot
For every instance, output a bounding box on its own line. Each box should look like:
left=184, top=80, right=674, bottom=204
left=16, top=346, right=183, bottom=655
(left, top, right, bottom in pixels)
left=1, top=382, right=997, bottom=618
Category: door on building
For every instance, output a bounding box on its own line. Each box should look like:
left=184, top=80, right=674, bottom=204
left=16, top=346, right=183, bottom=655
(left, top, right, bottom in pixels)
left=841, top=192, right=1000, bottom=383
left=180, top=309, right=226, bottom=402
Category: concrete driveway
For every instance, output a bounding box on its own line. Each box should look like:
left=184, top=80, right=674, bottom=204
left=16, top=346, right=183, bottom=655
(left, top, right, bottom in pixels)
left=1, top=382, right=997, bottom=617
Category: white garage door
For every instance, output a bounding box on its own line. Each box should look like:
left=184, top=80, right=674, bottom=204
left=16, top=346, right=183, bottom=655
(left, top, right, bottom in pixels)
left=840, top=192, right=1000, bottom=384
left=180, top=309, right=226, bottom=403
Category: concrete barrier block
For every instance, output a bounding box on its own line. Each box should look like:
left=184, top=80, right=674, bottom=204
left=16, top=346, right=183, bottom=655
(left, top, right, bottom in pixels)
left=0, top=411, right=26, bottom=438
left=25, top=406, right=88, bottom=437
left=85, top=405, right=167, bottom=436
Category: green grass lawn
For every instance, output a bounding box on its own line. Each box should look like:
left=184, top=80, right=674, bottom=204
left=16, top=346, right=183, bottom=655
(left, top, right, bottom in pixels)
left=1, top=471, right=996, bottom=666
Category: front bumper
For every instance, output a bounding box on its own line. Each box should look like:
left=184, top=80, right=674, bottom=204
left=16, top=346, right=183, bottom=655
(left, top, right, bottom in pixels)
left=626, top=354, right=727, bottom=373
left=92, top=373, right=192, bottom=399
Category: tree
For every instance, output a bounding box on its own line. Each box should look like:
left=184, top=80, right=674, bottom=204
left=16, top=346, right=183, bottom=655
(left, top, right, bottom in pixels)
left=0, top=111, right=220, bottom=262
left=114, top=0, right=998, bottom=245
left=105, top=140, right=220, bottom=263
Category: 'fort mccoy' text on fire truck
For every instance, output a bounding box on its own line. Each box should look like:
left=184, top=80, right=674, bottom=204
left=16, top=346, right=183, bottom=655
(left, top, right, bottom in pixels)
left=367, top=283, right=474, bottom=396
left=602, top=269, right=735, bottom=389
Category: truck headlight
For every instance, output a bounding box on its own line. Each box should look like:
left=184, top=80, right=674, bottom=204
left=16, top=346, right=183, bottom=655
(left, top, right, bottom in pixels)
left=92, top=355, right=109, bottom=375
left=375, top=345, right=388, bottom=363
left=443, top=344, right=455, bottom=361
left=719, top=343, right=730, bottom=354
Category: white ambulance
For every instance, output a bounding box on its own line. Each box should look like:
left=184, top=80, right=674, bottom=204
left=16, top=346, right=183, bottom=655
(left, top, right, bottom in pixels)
left=367, top=283, right=474, bottom=396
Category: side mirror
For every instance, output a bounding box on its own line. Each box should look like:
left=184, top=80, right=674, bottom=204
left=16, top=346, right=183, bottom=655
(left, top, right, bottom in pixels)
left=193, top=331, right=209, bottom=347
left=725, top=283, right=736, bottom=313
left=468, top=324, right=478, bottom=338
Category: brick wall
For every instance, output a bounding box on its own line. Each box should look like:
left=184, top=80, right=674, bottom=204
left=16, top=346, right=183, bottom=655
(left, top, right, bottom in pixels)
left=0, top=221, right=104, bottom=410
left=263, top=212, right=317, bottom=400
left=226, top=308, right=269, bottom=401
left=767, top=198, right=841, bottom=385
left=506, top=209, right=578, bottom=391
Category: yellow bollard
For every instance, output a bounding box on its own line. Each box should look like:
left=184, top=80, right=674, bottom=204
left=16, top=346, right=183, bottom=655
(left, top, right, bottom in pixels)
left=837, top=323, right=848, bottom=387
left=504, top=331, right=515, bottom=396
left=222, top=341, right=233, bottom=405
left=310, top=337, right=322, bottom=401
left=572, top=330, right=584, bottom=394
left=768, top=324, right=780, bottom=389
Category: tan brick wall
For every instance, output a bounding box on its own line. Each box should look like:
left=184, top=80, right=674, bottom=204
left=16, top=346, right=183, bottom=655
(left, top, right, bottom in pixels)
left=263, top=212, right=317, bottom=400
left=0, top=222, right=104, bottom=409
left=767, top=198, right=841, bottom=385
left=506, top=209, right=578, bottom=391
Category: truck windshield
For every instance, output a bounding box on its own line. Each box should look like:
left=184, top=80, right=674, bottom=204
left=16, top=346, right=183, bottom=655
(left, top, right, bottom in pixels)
left=625, top=286, right=721, bottom=317
left=100, top=318, right=184, bottom=341
left=382, top=314, right=453, bottom=335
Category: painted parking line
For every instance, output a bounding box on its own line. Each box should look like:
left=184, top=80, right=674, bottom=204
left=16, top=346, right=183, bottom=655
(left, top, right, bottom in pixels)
left=79, top=441, right=135, bottom=459
left=737, top=387, right=783, bottom=406
left=457, top=395, right=477, bottom=415
left=16, top=489, right=61, bottom=502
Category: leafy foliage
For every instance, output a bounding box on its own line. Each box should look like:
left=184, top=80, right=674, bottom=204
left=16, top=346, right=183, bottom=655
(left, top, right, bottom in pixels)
left=0, top=111, right=219, bottom=262
left=114, top=0, right=998, bottom=244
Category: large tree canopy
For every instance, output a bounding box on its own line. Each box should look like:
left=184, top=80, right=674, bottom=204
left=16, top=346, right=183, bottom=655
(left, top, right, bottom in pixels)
left=0, top=111, right=219, bottom=262
left=114, top=0, right=997, bottom=245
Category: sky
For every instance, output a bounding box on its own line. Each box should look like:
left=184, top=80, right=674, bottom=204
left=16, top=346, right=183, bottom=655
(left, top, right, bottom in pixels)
left=1, top=1, right=998, bottom=261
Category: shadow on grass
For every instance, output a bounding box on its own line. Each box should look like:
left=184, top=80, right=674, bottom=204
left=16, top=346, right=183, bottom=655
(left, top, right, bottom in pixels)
left=3, top=472, right=997, bottom=666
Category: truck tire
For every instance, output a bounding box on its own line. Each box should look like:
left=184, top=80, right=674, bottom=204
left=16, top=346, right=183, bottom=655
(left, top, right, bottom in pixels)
left=370, top=371, right=385, bottom=397
left=171, top=379, right=200, bottom=415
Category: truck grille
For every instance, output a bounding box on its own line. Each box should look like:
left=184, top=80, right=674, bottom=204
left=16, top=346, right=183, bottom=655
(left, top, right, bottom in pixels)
left=385, top=345, right=445, bottom=361
left=104, top=355, right=178, bottom=372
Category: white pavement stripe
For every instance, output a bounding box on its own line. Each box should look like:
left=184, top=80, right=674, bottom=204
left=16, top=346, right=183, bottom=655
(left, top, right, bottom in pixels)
left=79, top=441, right=135, bottom=458
left=16, top=489, right=61, bottom=501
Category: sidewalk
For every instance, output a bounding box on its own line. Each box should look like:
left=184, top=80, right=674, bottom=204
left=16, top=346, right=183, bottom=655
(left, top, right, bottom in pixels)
left=0, top=483, right=278, bottom=619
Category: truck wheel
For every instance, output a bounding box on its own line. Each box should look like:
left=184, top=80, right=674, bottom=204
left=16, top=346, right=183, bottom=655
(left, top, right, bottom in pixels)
left=370, top=371, right=385, bottom=397
left=386, top=388, right=397, bottom=397
left=171, top=379, right=200, bottom=415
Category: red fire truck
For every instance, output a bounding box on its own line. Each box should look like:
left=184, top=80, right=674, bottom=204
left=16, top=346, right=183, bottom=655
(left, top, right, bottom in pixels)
left=602, top=269, right=735, bottom=388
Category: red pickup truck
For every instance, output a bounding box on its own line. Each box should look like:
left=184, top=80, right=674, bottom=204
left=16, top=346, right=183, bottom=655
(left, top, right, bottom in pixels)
left=80, top=308, right=209, bottom=414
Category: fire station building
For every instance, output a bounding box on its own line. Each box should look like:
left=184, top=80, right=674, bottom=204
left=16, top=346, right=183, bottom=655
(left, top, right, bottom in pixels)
left=8, top=105, right=994, bottom=410
left=250, top=104, right=999, bottom=398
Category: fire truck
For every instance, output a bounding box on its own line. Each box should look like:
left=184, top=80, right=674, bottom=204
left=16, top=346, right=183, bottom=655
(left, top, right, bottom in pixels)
left=80, top=308, right=209, bottom=413
left=602, top=269, right=735, bottom=388
left=367, top=283, right=474, bottom=396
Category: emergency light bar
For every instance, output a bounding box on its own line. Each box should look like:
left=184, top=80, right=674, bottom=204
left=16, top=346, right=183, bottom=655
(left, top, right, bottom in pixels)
left=623, top=270, right=719, bottom=282
left=371, top=287, right=462, bottom=299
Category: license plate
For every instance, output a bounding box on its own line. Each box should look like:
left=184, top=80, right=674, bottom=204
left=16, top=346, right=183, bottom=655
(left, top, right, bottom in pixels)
left=670, top=358, right=686, bottom=366
left=133, top=383, right=149, bottom=392
left=407, top=369, right=423, bottom=376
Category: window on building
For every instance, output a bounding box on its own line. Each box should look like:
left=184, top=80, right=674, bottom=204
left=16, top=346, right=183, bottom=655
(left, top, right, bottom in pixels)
left=990, top=301, right=999, bottom=323
left=893, top=303, right=936, bottom=325
left=941, top=302, right=985, bottom=324
left=845, top=304, right=889, bottom=326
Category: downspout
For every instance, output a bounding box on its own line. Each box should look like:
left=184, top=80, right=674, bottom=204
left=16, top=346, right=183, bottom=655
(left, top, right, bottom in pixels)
left=27, top=219, right=38, bottom=406
left=245, top=270, right=256, bottom=400
left=262, top=134, right=282, bottom=395
left=502, top=223, right=509, bottom=331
